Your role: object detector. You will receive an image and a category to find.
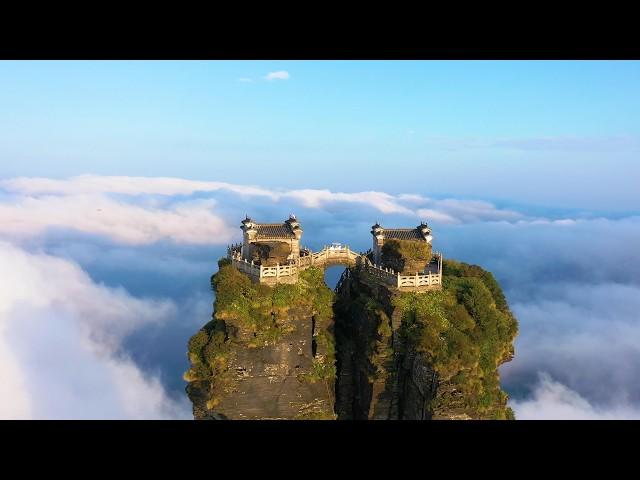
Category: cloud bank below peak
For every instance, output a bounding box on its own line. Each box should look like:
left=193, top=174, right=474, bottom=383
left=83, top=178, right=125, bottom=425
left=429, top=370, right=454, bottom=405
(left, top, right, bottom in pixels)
left=0, top=174, right=546, bottom=247
left=1, top=174, right=639, bottom=419
left=510, top=373, right=640, bottom=420
left=0, top=241, right=190, bottom=419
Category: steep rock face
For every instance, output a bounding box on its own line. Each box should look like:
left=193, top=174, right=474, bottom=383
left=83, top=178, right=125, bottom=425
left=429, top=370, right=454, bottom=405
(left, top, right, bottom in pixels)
left=334, top=259, right=518, bottom=420
left=185, top=257, right=518, bottom=420
left=184, top=261, right=336, bottom=419
left=334, top=273, right=395, bottom=419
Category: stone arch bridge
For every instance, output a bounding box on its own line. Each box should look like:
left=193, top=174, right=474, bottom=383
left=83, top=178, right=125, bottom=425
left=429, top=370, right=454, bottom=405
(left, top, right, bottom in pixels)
left=227, top=243, right=443, bottom=292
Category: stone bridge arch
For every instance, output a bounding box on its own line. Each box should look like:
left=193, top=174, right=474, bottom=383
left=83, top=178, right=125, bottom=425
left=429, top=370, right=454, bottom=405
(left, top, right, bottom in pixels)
left=299, top=244, right=364, bottom=270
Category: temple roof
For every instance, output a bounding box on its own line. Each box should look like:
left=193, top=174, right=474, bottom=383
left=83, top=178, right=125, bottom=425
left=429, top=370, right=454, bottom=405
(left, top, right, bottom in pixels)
left=383, top=228, right=425, bottom=240
left=255, top=223, right=297, bottom=239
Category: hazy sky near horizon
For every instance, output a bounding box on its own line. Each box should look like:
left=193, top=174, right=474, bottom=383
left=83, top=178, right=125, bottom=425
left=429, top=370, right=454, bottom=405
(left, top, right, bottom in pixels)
left=0, top=60, right=639, bottom=419
left=1, top=60, right=639, bottom=211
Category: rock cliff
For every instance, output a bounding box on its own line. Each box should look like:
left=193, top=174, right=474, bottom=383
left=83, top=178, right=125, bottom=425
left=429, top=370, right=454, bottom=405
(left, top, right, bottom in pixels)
left=184, top=259, right=336, bottom=419
left=334, top=258, right=517, bottom=419
left=185, top=257, right=518, bottom=420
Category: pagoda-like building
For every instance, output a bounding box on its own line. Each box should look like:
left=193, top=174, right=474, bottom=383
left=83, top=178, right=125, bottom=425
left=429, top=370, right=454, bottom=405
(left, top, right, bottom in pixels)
left=239, top=214, right=303, bottom=265
left=370, top=222, right=433, bottom=264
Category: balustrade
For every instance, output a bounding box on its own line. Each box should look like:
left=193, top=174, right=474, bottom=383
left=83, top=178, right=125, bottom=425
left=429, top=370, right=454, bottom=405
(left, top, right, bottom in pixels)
left=227, top=243, right=442, bottom=289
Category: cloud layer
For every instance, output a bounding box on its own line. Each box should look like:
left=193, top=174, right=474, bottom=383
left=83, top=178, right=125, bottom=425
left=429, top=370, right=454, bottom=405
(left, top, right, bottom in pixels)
left=442, top=217, right=640, bottom=419
left=510, top=373, right=640, bottom=420
left=0, top=175, right=533, bottom=247
left=0, top=241, right=190, bottom=419
left=0, top=194, right=235, bottom=245
left=1, top=174, right=639, bottom=419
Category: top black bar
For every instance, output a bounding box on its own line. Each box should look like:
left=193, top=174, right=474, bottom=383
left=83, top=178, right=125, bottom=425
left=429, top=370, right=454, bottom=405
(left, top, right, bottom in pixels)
left=2, top=9, right=638, bottom=59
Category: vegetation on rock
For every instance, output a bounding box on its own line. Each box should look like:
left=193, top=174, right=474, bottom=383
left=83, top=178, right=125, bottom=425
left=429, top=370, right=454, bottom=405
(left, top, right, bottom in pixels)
left=381, top=238, right=433, bottom=274
left=394, top=259, right=518, bottom=419
left=186, top=252, right=517, bottom=420
left=184, top=259, right=336, bottom=415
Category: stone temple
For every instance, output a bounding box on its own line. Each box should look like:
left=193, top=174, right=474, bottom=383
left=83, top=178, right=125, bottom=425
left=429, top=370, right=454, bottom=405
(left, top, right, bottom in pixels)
left=227, top=215, right=443, bottom=291
left=239, top=215, right=303, bottom=265
left=370, top=221, right=433, bottom=264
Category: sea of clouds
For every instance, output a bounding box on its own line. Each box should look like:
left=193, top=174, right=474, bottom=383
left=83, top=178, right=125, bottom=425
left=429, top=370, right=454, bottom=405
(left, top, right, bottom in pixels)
left=0, top=174, right=638, bottom=419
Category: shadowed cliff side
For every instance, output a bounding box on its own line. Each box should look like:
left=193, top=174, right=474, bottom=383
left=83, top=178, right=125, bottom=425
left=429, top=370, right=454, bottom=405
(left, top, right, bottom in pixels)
left=334, top=258, right=518, bottom=420
left=184, top=259, right=336, bottom=419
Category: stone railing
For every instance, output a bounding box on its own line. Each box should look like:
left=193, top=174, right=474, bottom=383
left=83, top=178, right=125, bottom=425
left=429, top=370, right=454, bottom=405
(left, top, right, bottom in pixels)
left=364, top=262, right=398, bottom=286
left=363, top=252, right=443, bottom=290
left=228, top=244, right=359, bottom=284
left=259, top=263, right=299, bottom=279
left=227, top=243, right=442, bottom=290
left=229, top=256, right=262, bottom=277
left=292, top=245, right=360, bottom=269
left=397, top=271, right=442, bottom=288
left=229, top=255, right=299, bottom=280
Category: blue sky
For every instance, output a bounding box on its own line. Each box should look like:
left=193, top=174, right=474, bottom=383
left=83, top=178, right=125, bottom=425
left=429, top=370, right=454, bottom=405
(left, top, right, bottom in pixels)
left=1, top=60, right=639, bottom=210
left=0, top=61, right=639, bottom=419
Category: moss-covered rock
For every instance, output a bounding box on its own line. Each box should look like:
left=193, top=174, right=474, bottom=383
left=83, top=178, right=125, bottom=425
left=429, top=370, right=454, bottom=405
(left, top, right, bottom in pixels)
left=185, top=260, right=336, bottom=419
left=381, top=238, right=433, bottom=274
left=333, top=258, right=518, bottom=420
left=392, top=259, right=518, bottom=419
left=186, top=256, right=517, bottom=420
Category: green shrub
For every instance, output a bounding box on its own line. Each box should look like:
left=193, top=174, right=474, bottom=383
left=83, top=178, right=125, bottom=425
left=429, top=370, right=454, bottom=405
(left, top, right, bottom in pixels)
left=393, top=259, right=518, bottom=419
left=188, top=330, right=210, bottom=360
left=383, top=238, right=432, bottom=261
left=186, top=261, right=338, bottom=410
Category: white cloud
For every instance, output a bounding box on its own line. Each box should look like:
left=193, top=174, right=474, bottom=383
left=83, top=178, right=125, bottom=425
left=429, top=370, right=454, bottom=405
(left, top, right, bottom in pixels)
left=1, top=174, right=638, bottom=420
left=420, top=199, right=522, bottom=223
left=238, top=77, right=253, bottom=83
left=0, top=194, right=235, bottom=246
left=0, top=175, right=575, bottom=247
left=514, top=218, right=577, bottom=226
left=454, top=216, right=640, bottom=418
left=414, top=208, right=458, bottom=224
left=501, top=281, right=640, bottom=408
left=0, top=242, right=190, bottom=419
left=264, top=70, right=290, bottom=81
left=282, top=189, right=414, bottom=215
left=0, top=175, right=278, bottom=198
left=510, top=372, right=640, bottom=420
left=396, top=193, right=428, bottom=203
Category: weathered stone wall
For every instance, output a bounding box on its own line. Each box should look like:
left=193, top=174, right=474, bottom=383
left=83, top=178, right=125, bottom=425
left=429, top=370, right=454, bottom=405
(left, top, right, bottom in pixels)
left=334, top=269, right=397, bottom=419
left=185, top=265, right=336, bottom=420
left=210, top=307, right=333, bottom=419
